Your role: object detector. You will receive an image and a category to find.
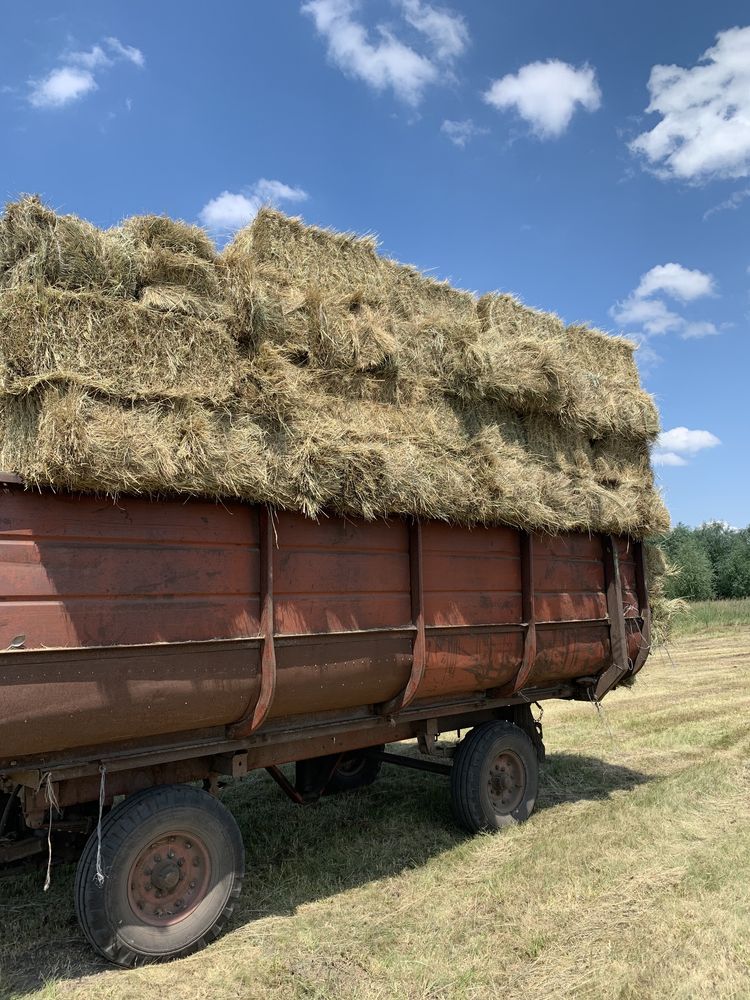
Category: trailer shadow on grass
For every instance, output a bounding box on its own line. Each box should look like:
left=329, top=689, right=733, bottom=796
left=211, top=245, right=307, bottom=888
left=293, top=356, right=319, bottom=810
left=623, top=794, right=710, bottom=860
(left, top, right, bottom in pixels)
left=0, top=749, right=649, bottom=998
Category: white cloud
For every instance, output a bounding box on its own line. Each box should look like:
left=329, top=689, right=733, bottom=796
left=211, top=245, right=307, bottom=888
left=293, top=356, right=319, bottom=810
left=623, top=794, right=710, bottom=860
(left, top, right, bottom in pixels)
left=301, top=0, right=466, bottom=106
left=652, top=451, right=688, bottom=467
left=483, top=60, right=601, bottom=138
left=681, top=320, right=718, bottom=339
left=652, top=426, right=720, bottom=468
left=27, top=36, right=143, bottom=110
left=611, top=262, right=719, bottom=341
left=29, top=67, right=97, bottom=108
left=104, top=37, right=145, bottom=68
left=252, top=178, right=308, bottom=203
left=199, top=179, right=310, bottom=234
left=657, top=427, right=721, bottom=454
left=633, top=262, right=715, bottom=302
left=440, top=118, right=486, bottom=147
left=67, top=45, right=111, bottom=71
left=630, top=26, right=750, bottom=182
left=398, top=0, right=468, bottom=63
left=703, top=186, right=750, bottom=220
left=610, top=295, right=683, bottom=335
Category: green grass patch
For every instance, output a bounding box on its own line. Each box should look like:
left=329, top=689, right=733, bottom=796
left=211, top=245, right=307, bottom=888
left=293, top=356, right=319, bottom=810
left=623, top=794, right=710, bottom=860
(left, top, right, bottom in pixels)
left=674, top=598, right=750, bottom=635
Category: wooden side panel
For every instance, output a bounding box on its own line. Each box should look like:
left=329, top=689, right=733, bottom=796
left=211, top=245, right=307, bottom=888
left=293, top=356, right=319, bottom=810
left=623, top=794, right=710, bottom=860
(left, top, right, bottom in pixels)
left=421, top=522, right=522, bottom=626
left=0, top=490, right=260, bottom=648
left=273, top=512, right=411, bottom=634
left=533, top=532, right=607, bottom=622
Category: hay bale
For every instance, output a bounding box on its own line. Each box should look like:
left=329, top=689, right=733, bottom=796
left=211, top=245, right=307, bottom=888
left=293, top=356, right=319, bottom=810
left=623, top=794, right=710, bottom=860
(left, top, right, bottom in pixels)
left=138, top=284, right=231, bottom=322
left=0, top=200, right=670, bottom=542
left=243, top=208, right=478, bottom=322
left=121, top=215, right=217, bottom=261
left=0, top=196, right=138, bottom=297
left=0, top=285, right=239, bottom=402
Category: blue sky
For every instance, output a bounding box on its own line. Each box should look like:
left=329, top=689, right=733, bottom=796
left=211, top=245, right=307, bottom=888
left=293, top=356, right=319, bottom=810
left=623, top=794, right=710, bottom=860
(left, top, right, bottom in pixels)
left=1, top=1, right=748, bottom=528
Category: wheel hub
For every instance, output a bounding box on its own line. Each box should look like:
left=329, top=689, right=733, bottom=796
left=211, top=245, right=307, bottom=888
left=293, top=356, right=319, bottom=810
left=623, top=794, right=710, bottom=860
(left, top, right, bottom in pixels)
left=127, top=832, right=211, bottom=927
left=486, top=750, right=524, bottom=814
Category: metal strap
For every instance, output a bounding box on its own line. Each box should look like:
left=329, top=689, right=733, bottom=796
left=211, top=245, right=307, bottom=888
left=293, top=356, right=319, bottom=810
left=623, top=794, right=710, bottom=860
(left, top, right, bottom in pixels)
left=229, top=506, right=277, bottom=738
left=594, top=534, right=630, bottom=700
left=379, top=519, right=426, bottom=716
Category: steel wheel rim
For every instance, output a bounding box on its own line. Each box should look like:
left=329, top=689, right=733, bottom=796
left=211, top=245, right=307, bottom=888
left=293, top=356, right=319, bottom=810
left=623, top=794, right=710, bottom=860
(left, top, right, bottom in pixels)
left=486, top=749, right=525, bottom=815
left=336, top=756, right=366, bottom=777
left=126, top=830, right=212, bottom=927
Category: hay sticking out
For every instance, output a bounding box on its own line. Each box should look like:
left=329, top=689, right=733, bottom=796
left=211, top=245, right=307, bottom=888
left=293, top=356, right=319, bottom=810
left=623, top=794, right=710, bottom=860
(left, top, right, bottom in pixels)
left=0, top=197, right=669, bottom=542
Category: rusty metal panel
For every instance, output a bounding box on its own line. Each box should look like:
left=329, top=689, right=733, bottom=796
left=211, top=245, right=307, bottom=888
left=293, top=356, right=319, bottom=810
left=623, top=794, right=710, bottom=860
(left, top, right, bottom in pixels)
left=422, top=521, right=521, bottom=626
left=0, top=639, right=259, bottom=761
left=0, top=488, right=260, bottom=649
left=532, top=531, right=607, bottom=625
left=269, top=631, right=412, bottom=716
left=273, top=510, right=411, bottom=634
left=526, top=625, right=611, bottom=687
left=418, top=630, right=523, bottom=699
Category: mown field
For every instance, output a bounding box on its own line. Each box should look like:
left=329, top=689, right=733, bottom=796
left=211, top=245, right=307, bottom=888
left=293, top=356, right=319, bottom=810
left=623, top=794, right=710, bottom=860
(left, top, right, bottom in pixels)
left=1, top=615, right=748, bottom=1000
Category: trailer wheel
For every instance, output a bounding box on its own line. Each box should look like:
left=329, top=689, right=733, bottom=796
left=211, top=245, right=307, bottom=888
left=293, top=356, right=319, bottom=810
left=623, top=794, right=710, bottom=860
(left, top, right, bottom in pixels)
left=74, top=784, right=244, bottom=967
left=326, top=747, right=384, bottom=794
left=451, top=721, right=538, bottom=833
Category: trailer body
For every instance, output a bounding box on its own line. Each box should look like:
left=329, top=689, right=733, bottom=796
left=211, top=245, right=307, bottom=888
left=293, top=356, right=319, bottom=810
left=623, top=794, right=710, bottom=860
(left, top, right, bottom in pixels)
left=0, top=478, right=650, bottom=962
left=0, top=477, right=648, bottom=775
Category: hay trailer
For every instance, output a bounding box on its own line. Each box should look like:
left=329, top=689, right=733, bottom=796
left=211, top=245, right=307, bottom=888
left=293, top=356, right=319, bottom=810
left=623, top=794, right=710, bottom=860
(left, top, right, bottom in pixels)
left=0, top=475, right=650, bottom=966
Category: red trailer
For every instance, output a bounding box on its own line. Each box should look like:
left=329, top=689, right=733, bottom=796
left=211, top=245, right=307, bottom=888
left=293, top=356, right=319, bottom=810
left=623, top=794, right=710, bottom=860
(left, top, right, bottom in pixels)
left=0, top=474, right=650, bottom=966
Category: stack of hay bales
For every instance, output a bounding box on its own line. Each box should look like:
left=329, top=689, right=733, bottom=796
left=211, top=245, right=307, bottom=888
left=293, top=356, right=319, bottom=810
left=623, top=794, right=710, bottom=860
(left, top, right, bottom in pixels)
left=0, top=195, right=668, bottom=541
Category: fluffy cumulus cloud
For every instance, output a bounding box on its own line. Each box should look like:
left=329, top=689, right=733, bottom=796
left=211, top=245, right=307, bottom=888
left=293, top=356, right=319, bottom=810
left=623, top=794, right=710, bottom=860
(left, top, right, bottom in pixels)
left=652, top=427, right=721, bottom=467
left=611, top=262, right=718, bottom=340
left=630, top=26, right=750, bottom=182
left=199, top=179, right=309, bottom=234
left=483, top=60, right=601, bottom=138
left=440, top=117, right=486, bottom=147
left=301, top=0, right=468, bottom=106
left=28, top=67, right=97, bottom=108
left=633, top=262, right=715, bottom=302
left=28, top=36, right=144, bottom=109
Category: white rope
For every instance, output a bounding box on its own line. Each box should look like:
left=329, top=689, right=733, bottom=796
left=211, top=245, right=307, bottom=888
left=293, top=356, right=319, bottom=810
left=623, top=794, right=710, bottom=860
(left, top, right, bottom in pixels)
left=40, top=772, right=58, bottom=892
left=94, top=763, right=107, bottom=886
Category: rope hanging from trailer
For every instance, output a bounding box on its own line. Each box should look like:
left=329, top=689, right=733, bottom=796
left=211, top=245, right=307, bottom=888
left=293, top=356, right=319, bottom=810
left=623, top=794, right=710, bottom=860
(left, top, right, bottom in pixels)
left=95, top=763, right=107, bottom=886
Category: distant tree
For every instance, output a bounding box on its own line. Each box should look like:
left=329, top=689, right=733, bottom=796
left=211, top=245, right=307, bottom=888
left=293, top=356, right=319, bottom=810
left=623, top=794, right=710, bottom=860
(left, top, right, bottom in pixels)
left=663, top=535, right=714, bottom=600
left=694, top=521, right=737, bottom=598
left=716, top=529, right=750, bottom=598
left=659, top=521, right=750, bottom=600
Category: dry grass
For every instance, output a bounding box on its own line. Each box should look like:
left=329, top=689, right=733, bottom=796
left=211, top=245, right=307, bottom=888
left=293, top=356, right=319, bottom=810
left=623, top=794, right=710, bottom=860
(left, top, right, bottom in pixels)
left=1, top=628, right=748, bottom=1000
left=0, top=198, right=668, bottom=539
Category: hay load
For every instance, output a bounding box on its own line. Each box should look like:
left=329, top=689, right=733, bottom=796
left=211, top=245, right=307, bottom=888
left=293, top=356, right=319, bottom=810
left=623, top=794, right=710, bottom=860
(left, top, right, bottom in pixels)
left=0, top=196, right=668, bottom=542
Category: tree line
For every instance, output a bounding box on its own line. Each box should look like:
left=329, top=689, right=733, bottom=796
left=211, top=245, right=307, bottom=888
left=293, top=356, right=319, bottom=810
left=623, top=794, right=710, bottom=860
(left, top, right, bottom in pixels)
left=659, top=522, right=750, bottom=600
